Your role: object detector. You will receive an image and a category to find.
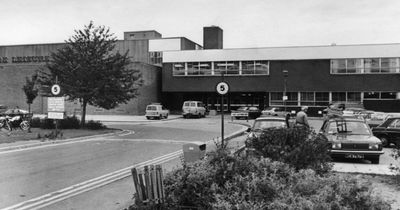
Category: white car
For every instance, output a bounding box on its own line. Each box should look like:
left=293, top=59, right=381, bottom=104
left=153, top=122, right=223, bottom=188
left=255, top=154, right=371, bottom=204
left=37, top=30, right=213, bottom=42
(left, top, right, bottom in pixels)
left=261, top=107, right=288, bottom=117
left=182, top=101, right=206, bottom=118
left=145, top=103, right=169, bottom=120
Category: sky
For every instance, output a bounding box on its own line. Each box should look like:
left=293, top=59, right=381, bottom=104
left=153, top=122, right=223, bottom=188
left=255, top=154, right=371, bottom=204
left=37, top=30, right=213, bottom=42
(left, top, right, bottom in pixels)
left=1, top=0, right=400, bottom=49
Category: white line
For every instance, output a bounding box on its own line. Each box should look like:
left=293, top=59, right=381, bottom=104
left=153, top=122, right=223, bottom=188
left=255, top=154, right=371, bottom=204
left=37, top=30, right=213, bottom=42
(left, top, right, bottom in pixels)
left=2, top=150, right=183, bottom=210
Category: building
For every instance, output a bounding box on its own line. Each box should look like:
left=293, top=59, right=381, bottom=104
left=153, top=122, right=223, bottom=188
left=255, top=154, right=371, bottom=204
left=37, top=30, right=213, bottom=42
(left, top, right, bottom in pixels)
left=161, top=27, right=400, bottom=115
left=0, top=30, right=200, bottom=115
left=1, top=26, right=400, bottom=116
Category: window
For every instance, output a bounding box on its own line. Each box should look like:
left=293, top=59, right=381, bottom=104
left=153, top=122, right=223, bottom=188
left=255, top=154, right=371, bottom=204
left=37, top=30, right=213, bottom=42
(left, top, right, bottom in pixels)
left=214, top=61, right=227, bottom=75
left=286, top=92, right=298, bottom=106
left=187, top=62, right=199, bottom=75
left=380, top=92, right=397, bottom=99
left=173, top=63, right=185, bottom=76
left=315, top=92, right=329, bottom=106
left=254, top=61, right=269, bottom=74
left=347, top=92, right=361, bottom=102
left=199, top=62, right=212, bottom=75
left=388, top=119, right=400, bottom=128
left=242, top=61, right=255, bottom=74
left=332, top=92, right=346, bottom=102
left=270, top=92, right=284, bottom=106
left=226, top=61, right=239, bottom=75
left=331, top=58, right=399, bottom=74
left=300, top=92, right=314, bottom=106
left=364, top=92, right=379, bottom=99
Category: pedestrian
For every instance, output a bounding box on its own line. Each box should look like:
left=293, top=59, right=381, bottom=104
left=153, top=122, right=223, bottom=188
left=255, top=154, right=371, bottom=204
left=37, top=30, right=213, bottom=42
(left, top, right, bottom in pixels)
left=295, top=106, right=310, bottom=128
left=325, top=103, right=345, bottom=119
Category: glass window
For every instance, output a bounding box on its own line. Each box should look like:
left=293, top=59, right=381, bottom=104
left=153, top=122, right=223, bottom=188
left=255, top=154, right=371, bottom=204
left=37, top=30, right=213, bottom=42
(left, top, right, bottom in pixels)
left=242, top=61, right=255, bottom=74
left=315, top=92, right=329, bottom=106
left=187, top=62, right=199, bottom=75
left=254, top=61, right=269, bottom=74
left=347, top=92, right=361, bottom=102
left=270, top=92, right=284, bottom=106
left=286, top=92, right=298, bottom=106
left=369, top=58, right=380, bottom=73
left=364, top=92, right=379, bottom=99
left=346, top=59, right=357, bottom=73
left=300, top=92, right=314, bottom=106
left=214, top=61, right=226, bottom=75
left=226, top=61, right=239, bottom=75
left=332, top=92, right=346, bottom=102
left=173, top=63, right=185, bottom=76
left=381, top=92, right=397, bottom=99
left=199, top=62, right=212, bottom=75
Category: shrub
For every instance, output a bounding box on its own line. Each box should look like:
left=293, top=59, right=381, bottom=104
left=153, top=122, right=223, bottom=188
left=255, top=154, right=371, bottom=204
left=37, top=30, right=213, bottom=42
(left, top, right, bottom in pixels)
left=163, top=147, right=390, bottom=209
left=59, top=116, right=80, bottom=129
left=84, top=120, right=106, bottom=130
left=246, top=127, right=333, bottom=175
left=30, top=117, right=41, bottom=128
left=40, top=118, right=55, bottom=129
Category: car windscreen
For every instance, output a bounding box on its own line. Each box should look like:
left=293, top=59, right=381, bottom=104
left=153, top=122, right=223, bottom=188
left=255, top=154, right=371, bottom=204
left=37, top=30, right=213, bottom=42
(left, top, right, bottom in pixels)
left=146, top=106, right=157, bottom=110
left=253, top=120, right=286, bottom=130
left=327, top=121, right=371, bottom=135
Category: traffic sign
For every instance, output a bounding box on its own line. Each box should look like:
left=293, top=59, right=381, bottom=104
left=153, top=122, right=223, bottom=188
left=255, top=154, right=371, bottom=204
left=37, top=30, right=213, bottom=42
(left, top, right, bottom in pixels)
left=48, top=97, right=65, bottom=112
left=216, top=82, right=229, bottom=95
left=51, top=84, right=61, bottom=95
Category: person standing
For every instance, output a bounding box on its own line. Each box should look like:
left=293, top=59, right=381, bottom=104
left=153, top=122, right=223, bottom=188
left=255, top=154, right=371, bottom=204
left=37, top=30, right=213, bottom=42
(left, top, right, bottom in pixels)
left=295, top=106, right=310, bottom=128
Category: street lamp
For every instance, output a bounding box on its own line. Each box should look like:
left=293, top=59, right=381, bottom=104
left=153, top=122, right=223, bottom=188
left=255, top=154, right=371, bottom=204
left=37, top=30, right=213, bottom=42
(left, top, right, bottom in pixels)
left=282, top=70, right=288, bottom=112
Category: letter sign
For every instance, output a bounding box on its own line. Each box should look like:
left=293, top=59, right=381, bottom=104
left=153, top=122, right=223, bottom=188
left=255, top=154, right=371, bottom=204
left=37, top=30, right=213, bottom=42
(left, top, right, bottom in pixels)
left=51, top=84, right=61, bottom=96
left=216, top=82, right=229, bottom=95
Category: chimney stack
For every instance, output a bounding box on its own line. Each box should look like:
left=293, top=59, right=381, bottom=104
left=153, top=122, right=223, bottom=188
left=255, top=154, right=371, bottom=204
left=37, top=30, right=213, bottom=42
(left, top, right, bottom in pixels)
left=203, top=26, right=223, bottom=49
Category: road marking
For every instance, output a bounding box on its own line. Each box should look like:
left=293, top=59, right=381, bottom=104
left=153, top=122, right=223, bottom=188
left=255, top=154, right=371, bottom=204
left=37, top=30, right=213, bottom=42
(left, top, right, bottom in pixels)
left=2, top=150, right=183, bottom=210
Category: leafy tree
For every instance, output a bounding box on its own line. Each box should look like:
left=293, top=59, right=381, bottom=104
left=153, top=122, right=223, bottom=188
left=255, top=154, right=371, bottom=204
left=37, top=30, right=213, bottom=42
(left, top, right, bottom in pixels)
left=22, top=72, right=39, bottom=114
left=39, top=21, right=143, bottom=127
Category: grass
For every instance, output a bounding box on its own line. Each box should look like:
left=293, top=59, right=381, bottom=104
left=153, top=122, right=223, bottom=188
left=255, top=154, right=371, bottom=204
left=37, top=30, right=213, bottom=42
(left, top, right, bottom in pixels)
left=0, top=127, right=117, bottom=144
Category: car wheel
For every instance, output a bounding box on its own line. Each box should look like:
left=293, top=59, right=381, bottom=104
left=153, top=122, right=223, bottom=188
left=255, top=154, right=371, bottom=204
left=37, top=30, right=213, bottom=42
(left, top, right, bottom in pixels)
left=146, top=116, right=151, bottom=120
left=165, top=114, right=168, bottom=119
left=20, top=121, right=30, bottom=131
left=369, top=157, right=380, bottom=164
left=378, top=136, right=389, bottom=147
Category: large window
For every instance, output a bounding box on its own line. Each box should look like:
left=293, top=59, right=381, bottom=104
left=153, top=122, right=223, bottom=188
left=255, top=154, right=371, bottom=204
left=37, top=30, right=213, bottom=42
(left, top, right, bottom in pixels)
left=172, top=60, right=269, bottom=76
left=332, top=92, right=346, bottom=102
left=331, top=57, right=399, bottom=74
left=300, top=92, right=314, bottom=106
left=364, top=92, right=397, bottom=99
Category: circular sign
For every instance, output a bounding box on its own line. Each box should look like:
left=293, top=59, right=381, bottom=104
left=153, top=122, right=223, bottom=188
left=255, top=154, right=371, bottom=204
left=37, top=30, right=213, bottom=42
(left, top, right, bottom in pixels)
left=51, top=84, right=61, bottom=95
left=216, top=82, right=229, bottom=95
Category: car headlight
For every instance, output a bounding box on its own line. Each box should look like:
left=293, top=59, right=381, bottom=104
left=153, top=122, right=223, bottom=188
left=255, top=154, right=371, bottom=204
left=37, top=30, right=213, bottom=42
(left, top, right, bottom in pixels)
left=369, top=143, right=380, bottom=150
left=332, top=142, right=342, bottom=149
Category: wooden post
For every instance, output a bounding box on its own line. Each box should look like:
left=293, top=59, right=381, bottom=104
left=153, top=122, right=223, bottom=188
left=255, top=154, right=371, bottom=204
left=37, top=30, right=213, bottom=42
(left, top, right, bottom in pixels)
left=131, top=168, right=144, bottom=204
left=144, top=166, right=152, bottom=203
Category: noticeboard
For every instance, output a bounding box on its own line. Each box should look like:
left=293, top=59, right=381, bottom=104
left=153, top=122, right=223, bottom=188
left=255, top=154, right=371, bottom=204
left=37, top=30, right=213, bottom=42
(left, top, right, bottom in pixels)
left=48, top=97, right=65, bottom=112
left=48, top=112, right=64, bottom=119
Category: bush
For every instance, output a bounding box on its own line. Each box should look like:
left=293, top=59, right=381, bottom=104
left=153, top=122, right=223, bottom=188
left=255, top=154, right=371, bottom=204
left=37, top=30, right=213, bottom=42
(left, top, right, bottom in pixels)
left=163, top=149, right=391, bottom=209
left=84, top=120, right=106, bottom=130
left=246, top=127, right=332, bottom=175
left=30, top=117, right=41, bottom=128
left=59, top=116, right=80, bottom=129
left=40, top=118, right=55, bottom=129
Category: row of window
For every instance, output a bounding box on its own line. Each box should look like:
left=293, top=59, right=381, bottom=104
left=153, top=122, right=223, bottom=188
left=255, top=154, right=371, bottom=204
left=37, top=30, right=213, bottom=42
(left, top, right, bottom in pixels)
left=331, top=58, right=400, bottom=74
left=172, top=60, right=269, bottom=76
left=270, top=91, right=398, bottom=107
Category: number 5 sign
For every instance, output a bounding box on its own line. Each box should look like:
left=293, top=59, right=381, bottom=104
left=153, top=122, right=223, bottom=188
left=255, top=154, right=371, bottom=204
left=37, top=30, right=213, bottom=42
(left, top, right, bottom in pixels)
left=216, top=82, right=229, bottom=95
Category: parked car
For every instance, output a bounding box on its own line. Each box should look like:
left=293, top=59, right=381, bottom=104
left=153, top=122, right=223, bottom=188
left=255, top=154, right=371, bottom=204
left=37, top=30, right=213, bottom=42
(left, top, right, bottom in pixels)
left=145, top=103, right=169, bottom=120
left=319, top=116, right=384, bottom=164
left=261, top=107, right=288, bottom=117
left=372, top=117, right=400, bottom=147
left=231, top=106, right=250, bottom=119
left=182, top=101, right=206, bottom=118
left=246, top=116, right=287, bottom=141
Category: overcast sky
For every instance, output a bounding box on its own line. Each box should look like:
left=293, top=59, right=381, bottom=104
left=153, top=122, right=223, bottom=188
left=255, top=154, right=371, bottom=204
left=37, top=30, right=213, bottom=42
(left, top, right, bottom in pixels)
left=1, top=0, right=400, bottom=48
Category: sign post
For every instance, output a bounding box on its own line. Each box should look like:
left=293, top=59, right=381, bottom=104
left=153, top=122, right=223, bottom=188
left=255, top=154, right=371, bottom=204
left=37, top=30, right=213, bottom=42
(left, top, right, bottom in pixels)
left=216, top=76, right=229, bottom=148
left=48, top=83, right=64, bottom=138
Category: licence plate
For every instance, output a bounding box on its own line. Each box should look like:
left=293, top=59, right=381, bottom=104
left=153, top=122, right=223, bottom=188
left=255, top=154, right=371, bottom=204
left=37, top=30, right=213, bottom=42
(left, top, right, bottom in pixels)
left=345, top=154, right=364, bottom=159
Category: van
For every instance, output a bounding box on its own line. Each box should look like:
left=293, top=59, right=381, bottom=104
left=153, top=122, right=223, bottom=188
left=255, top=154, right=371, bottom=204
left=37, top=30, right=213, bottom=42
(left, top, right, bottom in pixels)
left=182, top=101, right=206, bottom=118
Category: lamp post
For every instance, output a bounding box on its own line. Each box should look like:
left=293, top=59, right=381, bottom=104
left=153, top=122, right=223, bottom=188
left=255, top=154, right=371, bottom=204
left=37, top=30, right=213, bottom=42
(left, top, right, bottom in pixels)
left=282, top=70, right=288, bottom=112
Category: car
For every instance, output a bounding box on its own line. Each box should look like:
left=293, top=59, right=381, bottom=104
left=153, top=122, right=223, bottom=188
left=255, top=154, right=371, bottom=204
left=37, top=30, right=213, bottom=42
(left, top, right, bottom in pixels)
left=261, top=107, right=288, bottom=117
left=246, top=116, right=288, bottom=141
left=231, top=106, right=250, bottom=119
left=319, top=116, right=384, bottom=164
left=182, top=101, right=206, bottom=118
left=145, top=103, right=169, bottom=120
left=372, top=117, right=400, bottom=147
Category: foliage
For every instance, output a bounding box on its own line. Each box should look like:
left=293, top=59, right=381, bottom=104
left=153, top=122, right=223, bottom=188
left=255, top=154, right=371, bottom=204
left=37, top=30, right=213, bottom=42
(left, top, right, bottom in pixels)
left=84, top=120, right=106, bottom=130
left=246, top=127, right=333, bottom=175
left=390, top=144, right=400, bottom=185
left=22, top=72, right=39, bottom=113
left=29, top=116, right=106, bottom=130
left=38, top=21, right=143, bottom=127
left=163, top=148, right=391, bottom=209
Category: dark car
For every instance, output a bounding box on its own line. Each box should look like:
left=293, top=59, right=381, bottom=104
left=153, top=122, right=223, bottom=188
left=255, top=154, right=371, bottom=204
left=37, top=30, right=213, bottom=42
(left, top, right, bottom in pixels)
left=231, top=106, right=261, bottom=119
left=246, top=116, right=287, bottom=140
left=319, top=116, right=384, bottom=164
left=372, top=117, right=400, bottom=147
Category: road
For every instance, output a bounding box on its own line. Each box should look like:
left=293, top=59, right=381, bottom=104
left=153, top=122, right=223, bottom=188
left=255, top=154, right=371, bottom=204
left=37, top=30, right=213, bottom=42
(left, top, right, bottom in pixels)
left=0, top=117, right=245, bottom=209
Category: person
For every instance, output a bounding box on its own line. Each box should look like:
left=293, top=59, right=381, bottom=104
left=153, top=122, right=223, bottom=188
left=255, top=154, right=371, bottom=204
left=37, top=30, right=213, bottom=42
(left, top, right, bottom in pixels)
left=295, top=106, right=310, bottom=128
left=324, top=103, right=345, bottom=119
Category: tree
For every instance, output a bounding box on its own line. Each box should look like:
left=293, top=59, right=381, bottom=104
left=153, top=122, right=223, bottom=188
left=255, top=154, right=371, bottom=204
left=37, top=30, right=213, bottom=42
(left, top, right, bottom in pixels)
left=22, top=72, right=39, bottom=114
left=39, top=21, right=143, bottom=127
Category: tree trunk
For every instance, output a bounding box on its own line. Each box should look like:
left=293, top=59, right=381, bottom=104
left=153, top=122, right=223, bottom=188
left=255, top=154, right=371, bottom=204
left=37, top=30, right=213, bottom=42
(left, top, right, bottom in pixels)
left=81, top=100, right=87, bottom=128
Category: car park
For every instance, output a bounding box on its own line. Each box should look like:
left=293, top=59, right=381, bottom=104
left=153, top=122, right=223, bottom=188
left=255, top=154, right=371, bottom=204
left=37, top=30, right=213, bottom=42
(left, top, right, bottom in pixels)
left=261, top=107, right=288, bottom=117
left=319, top=116, right=384, bottom=164
left=372, top=117, right=400, bottom=147
left=145, top=103, right=169, bottom=120
left=182, top=101, right=206, bottom=118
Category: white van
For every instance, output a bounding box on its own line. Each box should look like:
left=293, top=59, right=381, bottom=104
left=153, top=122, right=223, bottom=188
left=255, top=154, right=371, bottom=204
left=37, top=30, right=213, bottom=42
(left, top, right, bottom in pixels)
left=182, top=101, right=206, bottom=118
